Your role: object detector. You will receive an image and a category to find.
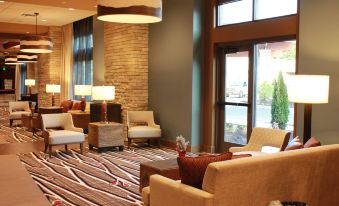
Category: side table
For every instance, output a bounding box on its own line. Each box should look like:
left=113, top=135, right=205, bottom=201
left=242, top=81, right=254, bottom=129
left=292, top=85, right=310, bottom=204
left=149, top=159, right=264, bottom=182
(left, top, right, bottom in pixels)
left=140, top=159, right=180, bottom=192
left=88, top=122, right=124, bottom=151
left=22, top=113, right=38, bottom=131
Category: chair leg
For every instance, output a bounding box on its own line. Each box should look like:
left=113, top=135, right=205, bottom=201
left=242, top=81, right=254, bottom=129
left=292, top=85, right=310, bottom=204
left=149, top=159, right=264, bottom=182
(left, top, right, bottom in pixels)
left=10, top=119, right=13, bottom=127
left=49, top=145, right=52, bottom=158
left=128, top=138, right=131, bottom=149
left=147, top=139, right=151, bottom=146
left=44, top=144, right=48, bottom=153
left=158, top=138, right=161, bottom=148
left=65, top=145, right=68, bottom=151
left=80, top=143, right=83, bottom=154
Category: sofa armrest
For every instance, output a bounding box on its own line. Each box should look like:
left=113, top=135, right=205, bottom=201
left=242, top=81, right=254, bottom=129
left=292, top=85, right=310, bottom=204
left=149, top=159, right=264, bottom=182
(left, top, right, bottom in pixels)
left=149, top=175, right=213, bottom=206
left=229, top=146, right=248, bottom=153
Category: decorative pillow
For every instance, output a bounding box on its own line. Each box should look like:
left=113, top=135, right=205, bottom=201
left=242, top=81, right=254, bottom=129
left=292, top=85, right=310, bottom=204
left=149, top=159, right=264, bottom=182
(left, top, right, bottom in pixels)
left=71, top=102, right=80, bottom=110
left=60, top=100, right=73, bottom=113
left=177, top=152, right=232, bottom=189
left=304, top=137, right=321, bottom=148
left=285, top=136, right=303, bottom=151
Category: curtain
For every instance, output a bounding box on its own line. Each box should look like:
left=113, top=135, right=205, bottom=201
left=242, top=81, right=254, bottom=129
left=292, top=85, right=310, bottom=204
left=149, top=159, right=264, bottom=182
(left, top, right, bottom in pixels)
left=60, top=23, right=74, bottom=101
left=73, top=16, right=93, bottom=100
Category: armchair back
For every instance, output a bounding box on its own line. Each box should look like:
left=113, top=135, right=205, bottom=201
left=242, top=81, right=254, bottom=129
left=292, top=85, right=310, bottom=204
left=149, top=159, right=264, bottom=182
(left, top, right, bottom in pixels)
left=41, top=113, right=74, bottom=130
left=8, top=101, right=30, bottom=113
left=127, top=111, right=156, bottom=127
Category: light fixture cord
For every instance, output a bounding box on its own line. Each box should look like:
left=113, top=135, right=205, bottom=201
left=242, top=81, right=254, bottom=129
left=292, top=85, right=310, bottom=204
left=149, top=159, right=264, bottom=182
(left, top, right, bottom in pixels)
left=35, top=12, right=39, bottom=35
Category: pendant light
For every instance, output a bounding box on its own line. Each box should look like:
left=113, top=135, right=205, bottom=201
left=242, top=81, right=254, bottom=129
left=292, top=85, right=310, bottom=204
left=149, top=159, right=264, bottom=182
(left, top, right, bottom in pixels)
left=5, top=56, right=24, bottom=65
left=17, top=52, right=38, bottom=63
left=20, top=13, right=53, bottom=53
left=97, top=0, right=162, bottom=24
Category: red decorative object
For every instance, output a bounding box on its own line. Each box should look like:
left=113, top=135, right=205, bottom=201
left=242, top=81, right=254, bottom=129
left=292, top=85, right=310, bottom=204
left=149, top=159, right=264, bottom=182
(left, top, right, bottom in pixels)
left=177, top=150, right=186, bottom=157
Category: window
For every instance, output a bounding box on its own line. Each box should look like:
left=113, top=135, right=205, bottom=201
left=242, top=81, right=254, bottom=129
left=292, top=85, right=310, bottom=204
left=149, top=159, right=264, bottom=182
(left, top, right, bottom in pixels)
left=73, top=16, right=93, bottom=100
left=217, top=0, right=298, bottom=26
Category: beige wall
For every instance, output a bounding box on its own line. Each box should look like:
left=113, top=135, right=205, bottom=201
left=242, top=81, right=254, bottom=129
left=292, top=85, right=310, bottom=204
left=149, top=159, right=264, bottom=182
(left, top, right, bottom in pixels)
left=299, top=0, right=339, bottom=144
left=93, top=16, right=105, bottom=86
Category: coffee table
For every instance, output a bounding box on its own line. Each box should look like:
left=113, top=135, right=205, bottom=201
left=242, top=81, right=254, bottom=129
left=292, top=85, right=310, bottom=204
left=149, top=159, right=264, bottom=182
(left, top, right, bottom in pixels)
left=140, top=158, right=180, bottom=192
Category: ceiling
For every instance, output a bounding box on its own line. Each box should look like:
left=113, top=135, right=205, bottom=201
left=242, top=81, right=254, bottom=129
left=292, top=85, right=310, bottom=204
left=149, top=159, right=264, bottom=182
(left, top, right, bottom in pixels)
left=0, top=0, right=96, bottom=27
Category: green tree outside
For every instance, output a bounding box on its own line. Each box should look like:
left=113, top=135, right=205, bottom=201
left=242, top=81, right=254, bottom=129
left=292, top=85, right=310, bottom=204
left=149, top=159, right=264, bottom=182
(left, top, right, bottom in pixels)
left=271, top=71, right=289, bottom=129
left=259, top=81, right=273, bottom=103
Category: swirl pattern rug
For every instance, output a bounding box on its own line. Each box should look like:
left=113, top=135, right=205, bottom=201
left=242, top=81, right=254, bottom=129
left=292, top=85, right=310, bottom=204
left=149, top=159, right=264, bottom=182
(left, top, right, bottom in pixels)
left=19, top=147, right=177, bottom=206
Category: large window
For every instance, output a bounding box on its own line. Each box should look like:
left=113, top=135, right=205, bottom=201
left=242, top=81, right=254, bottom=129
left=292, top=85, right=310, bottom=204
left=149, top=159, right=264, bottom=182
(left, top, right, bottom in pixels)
left=73, top=16, right=93, bottom=100
left=217, top=0, right=298, bottom=26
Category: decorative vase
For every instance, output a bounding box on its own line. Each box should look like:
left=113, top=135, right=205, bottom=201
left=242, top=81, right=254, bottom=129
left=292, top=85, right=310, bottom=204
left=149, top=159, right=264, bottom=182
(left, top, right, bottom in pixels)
left=177, top=150, right=186, bottom=157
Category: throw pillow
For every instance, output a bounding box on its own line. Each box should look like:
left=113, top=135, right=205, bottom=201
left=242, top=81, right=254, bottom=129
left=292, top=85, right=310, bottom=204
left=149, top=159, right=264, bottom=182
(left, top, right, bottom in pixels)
left=71, top=102, right=80, bottom=110
left=60, top=100, right=73, bottom=113
left=304, top=137, right=321, bottom=148
left=285, top=136, right=303, bottom=151
left=177, top=152, right=232, bottom=189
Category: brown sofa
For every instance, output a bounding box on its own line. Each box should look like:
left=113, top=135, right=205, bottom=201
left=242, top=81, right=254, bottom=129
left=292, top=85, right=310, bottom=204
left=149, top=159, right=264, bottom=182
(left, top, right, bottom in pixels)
left=142, top=144, right=339, bottom=206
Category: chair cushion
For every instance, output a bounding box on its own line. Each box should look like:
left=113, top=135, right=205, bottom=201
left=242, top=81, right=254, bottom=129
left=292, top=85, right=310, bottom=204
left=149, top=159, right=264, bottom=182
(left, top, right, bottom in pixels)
left=9, top=111, right=31, bottom=120
left=177, top=152, right=233, bottom=189
left=49, top=130, right=85, bottom=145
left=128, top=126, right=161, bottom=138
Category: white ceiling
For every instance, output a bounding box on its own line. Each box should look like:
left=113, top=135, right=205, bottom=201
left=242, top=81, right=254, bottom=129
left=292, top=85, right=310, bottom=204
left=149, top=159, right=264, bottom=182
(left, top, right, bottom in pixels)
left=0, top=1, right=96, bottom=26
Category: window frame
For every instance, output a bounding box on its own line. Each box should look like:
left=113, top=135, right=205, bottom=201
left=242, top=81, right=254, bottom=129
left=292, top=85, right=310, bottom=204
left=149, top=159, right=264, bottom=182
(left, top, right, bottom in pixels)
left=216, top=0, right=298, bottom=27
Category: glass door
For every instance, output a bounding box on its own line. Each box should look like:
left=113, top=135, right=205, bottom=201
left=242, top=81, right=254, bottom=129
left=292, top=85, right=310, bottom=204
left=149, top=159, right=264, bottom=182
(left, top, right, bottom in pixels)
left=216, top=46, right=253, bottom=152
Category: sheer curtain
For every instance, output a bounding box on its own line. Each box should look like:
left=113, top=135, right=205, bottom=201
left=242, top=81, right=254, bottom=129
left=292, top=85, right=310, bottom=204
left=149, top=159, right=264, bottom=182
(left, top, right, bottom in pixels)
left=60, top=23, right=74, bottom=101
left=73, top=16, right=93, bottom=100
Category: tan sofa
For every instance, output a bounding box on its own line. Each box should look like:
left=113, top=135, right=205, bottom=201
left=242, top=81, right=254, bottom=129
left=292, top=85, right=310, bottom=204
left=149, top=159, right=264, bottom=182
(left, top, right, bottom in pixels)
left=142, top=144, right=339, bottom=206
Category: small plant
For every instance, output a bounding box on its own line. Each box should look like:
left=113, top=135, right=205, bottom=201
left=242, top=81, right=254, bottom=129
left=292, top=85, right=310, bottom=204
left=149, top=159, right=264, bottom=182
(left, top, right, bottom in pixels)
left=176, top=135, right=189, bottom=151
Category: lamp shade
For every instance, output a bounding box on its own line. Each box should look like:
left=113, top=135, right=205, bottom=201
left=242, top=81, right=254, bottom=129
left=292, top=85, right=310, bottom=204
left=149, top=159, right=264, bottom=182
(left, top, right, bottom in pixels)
left=5, top=56, right=24, bottom=65
left=92, top=86, right=115, bottom=101
left=74, top=85, right=92, bottom=96
left=17, top=52, right=38, bottom=63
left=46, top=84, right=60, bottom=93
left=97, top=0, right=162, bottom=24
left=288, top=74, right=329, bottom=104
left=25, top=79, right=36, bottom=86
left=20, top=35, right=53, bottom=54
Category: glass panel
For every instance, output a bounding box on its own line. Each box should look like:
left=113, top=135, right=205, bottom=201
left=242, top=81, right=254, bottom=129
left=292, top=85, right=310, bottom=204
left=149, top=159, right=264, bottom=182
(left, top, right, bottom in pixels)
left=254, top=41, right=296, bottom=131
left=255, top=0, right=298, bottom=20
left=218, top=0, right=253, bottom=26
left=225, top=51, right=249, bottom=103
left=225, top=105, right=248, bottom=145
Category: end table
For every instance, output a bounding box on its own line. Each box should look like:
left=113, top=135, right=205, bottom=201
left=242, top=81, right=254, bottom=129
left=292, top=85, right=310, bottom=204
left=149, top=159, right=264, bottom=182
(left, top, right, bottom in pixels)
left=88, top=122, right=124, bottom=151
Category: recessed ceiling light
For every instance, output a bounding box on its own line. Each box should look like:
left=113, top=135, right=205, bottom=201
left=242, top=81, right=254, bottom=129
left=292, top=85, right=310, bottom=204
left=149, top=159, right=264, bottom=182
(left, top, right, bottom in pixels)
left=41, top=19, right=47, bottom=22
left=68, top=8, right=75, bottom=11
left=26, top=31, right=30, bottom=34
left=0, top=1, right=5, bottom=3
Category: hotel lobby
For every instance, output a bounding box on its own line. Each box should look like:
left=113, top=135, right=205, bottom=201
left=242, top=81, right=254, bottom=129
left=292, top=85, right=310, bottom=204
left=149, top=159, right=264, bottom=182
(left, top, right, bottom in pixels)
left=0, top=0, right=338, bottom=205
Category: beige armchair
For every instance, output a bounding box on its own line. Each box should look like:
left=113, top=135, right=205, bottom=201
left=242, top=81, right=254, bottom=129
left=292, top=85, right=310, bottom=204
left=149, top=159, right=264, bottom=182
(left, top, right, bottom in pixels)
left=8, top=101, right=31, bottom=127
left=41, top=113, right=85, bottom=157
left=229, top=127, right=290, bottom=153
left=127, top=111, right=161, bottom=148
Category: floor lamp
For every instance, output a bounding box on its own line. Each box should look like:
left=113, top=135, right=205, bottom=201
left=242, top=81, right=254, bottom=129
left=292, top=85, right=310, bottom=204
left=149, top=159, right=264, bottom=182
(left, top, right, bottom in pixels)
left=288, top=75, right=330, bottom=144
left=46, top=84, right=61, bottom=107
left=92, top=86, right=115, bottom=123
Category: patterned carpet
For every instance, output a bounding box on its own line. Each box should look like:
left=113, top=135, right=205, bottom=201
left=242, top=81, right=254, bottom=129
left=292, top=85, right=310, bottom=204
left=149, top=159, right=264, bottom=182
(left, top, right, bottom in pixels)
left=0, top=124, right=43, bottom=143
left=19, top=147, right=177, bottom=206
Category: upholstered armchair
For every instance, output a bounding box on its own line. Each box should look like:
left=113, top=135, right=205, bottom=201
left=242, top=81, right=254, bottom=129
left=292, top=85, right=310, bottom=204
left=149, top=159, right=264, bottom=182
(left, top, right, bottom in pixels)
left=8, top=101, right=31, bottom=127
left=127, top=111, right=161, bottom=148
left=229, top=127, right=291, bottom=153
left=41, top=113, right=85, bottom=157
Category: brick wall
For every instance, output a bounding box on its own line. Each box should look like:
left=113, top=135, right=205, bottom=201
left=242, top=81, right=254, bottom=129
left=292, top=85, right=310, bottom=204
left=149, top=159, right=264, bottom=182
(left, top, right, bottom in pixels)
left=104, top=23, right=149, bottom=137
left=37, top=26, right=62, bottom=107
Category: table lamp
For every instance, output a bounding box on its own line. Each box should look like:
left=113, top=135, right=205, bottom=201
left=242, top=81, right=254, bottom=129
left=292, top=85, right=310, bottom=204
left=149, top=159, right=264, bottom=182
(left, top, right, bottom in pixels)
left=288, top=74, right=329, bottom=143
left=74, top=85, right=92, bottom=112
left=25, top=79, right=35, bottom=95
left=92, top=86, right=115, bottom=123
left=46, top=84, right=61, bottom=106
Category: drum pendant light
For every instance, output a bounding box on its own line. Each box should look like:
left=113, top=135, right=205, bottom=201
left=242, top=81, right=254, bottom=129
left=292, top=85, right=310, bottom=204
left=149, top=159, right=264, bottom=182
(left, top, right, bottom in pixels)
left=97, top=0, right=162, bottom=24
left=20, top=13, right=53, bottom=53
left=17, top=52, right=38, bottom=63
left=5, top=56, right=24, bottom=65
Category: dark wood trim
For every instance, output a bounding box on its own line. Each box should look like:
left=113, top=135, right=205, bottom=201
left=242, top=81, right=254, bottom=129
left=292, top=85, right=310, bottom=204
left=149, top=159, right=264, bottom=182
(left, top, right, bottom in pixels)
left=20, top=45, right=53, bottom=50
left=2, top=41, right=19, bottom=49
left=97, top=5, right=162, bottom=18
left=294, top=0, right=300, bottom=137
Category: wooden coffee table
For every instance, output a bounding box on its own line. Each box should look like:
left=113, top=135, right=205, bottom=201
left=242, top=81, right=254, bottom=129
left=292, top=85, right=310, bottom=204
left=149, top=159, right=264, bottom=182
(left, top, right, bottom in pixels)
left=140, top=158, right=180, bottom=192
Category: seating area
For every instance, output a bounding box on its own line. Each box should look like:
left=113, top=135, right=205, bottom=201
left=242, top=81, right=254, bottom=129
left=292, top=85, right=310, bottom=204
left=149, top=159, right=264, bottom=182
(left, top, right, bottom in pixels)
left=0, top=0, right=338, bottom=206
